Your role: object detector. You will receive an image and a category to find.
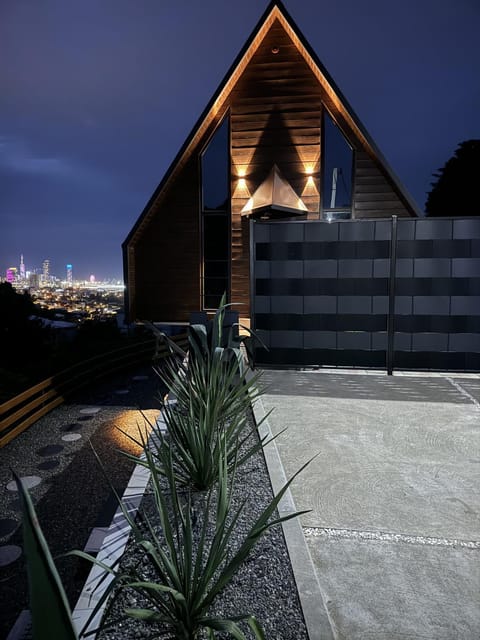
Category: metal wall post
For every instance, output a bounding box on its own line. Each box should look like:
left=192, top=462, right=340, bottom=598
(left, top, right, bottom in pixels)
left=386, top=215, right=398, bottom=375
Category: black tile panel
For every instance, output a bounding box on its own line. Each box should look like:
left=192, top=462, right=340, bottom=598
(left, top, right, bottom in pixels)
left=338, top=259, right=373, bottom=278
left=413, top=258, right=451, bottom=277
left=270, top=296, right=303, bottom=314
left=255, top=347, right=386, bottom=368
left=254, top=223, right=270, bottom=242
left=413, top=296, right=450, bottom=315
left=450, top=296, right=480, bottom=315
left=395, top=278, right=480, bottom=296
left=452, top=259, right=480, bottom=277
left=415, top=219, right=453, bottom=240
left=339, top=222, right=375, bottom=241
left=305, top=222, right=340, bottom=242
left=270, top=260, right=303, bottom=278
left=303, top=296, right=337, bottom=313
left=303, top=260, right=338, bottom=277
left=337, top=296, right=372, bottom=314
left=270, top=223, right=304, bottom=242
left=394, top=351, right=480, bottom=371
left=303, top=331, right=337, bottom=349
left=449, top=333, right=480, bottom=352
left=394, top=315, right=480, bottom=333
left=374, top=220, right=392, bottom=241
left=337, top=331, right=372, bottom=350
left=453, top=218, right=480, bottom=239
left=254, top=313, right=387, bottom=332
left=396, top=220, right=416, bottom=240
left=255, top=278, right=389, bottom=296
left=412, top=333, right=449, bottom=352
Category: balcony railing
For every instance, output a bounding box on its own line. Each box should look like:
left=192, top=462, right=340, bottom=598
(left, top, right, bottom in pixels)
left=0, top=333, right=187, bottom=448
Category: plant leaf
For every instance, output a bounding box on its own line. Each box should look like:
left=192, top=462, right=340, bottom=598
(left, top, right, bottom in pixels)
left=14, top=471, right=78, bottom=640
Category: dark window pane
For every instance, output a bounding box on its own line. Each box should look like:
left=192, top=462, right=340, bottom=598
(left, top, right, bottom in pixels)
left=204, top=277, right=228, bottom=297
left=322, top=110, right=353, bottom=213
left=202, top=117, right=229, bottom=210
left=204, top=295, right=220, bottom=309
left=204, top=215, right=229, bottom=260
left=205, top=261, right=229, bottom=278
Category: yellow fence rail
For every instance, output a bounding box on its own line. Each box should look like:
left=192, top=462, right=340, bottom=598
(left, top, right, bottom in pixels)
left=0, top=333, right=188, bottom=448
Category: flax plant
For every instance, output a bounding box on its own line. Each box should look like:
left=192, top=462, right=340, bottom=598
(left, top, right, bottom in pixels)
left=126, top=299, right=273, bottom=491
left=72, top=444, right=311, bottom=640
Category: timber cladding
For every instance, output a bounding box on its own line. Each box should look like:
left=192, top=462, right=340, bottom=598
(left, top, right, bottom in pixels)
left=133, top=158, right=201, bottom=323
left=230, top=20, right=323, bottom=319
left=124, top=5, right=417, bottom=324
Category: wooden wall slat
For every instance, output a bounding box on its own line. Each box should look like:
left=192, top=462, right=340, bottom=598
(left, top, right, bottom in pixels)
left=129, top=17, right=415, bottom=322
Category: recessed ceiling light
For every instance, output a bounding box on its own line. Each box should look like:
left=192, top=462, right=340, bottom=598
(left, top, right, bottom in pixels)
left=271, top=46, right=280, bottom=54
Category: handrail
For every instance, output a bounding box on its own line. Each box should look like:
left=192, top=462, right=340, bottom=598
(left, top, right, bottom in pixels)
left=0, top=333, right=188, bottom=448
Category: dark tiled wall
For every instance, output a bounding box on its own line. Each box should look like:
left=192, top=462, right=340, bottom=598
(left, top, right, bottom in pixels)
left=252, top=218, right=480, bottom=371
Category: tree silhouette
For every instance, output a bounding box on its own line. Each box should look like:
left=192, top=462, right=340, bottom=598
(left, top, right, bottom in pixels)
left=425, top=140, right=480, bottom=216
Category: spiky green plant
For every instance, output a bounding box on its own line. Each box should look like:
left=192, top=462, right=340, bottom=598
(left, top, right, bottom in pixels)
left=71, top=444, right=311, bottom=640
left=14, top=472, right=78, bottom=640
left=129, top=298, right=273, bottom=491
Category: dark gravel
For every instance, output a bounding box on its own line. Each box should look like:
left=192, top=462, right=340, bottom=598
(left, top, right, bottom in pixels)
left=96, top=412, right=308, bottom=640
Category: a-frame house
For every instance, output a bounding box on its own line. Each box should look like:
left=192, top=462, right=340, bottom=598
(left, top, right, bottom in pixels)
left=123, top=1, right=419, bottom=324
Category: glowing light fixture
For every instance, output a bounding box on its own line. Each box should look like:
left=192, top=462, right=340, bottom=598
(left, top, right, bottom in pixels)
left=241, top=164, right=307, bottom=217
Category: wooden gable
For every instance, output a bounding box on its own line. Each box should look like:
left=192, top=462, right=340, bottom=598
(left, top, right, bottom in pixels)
left=124, top=1, right=418, bottom=323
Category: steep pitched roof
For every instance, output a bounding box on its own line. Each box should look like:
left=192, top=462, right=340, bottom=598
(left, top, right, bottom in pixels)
left=124, top=1, right=419, bottom=248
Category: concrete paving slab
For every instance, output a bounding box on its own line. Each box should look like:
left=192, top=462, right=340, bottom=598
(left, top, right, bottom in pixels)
left=259, top=369, right=480, bottom=639
left=261, top=395, right=480, bottom=540
left=306, top=536, right=478, bottom=639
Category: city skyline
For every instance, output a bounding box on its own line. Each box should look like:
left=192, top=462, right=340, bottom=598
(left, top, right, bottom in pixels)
left=3, top=253, right=121, bottom=284
left=1, top=1, right=479, bottom=279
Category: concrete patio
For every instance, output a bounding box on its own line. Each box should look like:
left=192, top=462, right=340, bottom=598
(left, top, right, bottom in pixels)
left=257, top=369, right=480, bottom=639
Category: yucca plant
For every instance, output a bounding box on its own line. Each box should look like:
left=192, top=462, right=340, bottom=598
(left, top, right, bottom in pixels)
left=128, top=299, right=273, bottom=491
left=72, top=444, right=311, bottom=639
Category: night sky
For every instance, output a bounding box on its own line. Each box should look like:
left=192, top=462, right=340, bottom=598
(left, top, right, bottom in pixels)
left=1, top=0, right=479, bottom=281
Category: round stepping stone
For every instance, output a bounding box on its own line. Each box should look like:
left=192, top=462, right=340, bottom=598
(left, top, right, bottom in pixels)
left=6, top=476, right=41, bottom=492
left=61, top=422, right=81, bottom=432
left=78, top=415, right=93, bottom=421
left=0, top=545, right=22, bottom=567
left=61, top=433, right=82, bottom=442
left=80, top=407, right=101, bottom=415
left=37, top=444, right=64, bottom=457
left=115, top=389, right=130, bottom=395
left=0, top=518, right=18, bottom=537
left=37, top=459, right=60, bottom=471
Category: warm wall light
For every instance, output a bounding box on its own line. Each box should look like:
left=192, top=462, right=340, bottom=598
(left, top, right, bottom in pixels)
left=232, top=178, right=251, bottom=200
left=301, top=175, right=319, bottom=198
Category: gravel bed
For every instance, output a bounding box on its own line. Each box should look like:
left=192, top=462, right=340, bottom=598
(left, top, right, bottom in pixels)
left=95, top=412, right=308, bottom=640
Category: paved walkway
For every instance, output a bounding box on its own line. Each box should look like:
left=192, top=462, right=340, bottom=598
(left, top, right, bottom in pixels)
left=0, top=366, right=161, bottom=638
left=258, top=369, right=480, bottom=640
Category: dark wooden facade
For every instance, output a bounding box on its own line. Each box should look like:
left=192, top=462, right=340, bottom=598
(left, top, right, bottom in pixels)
left=123, top=1, right=418, bottom=323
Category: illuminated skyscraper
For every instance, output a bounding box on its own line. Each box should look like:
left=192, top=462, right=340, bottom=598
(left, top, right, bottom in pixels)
left=19, top=254, right=25, bottom=280
left=6, top=267, right=17, bottom=283
left=42, top=259, right=50, bottom=283
left=66, top=264, right=73, bottom=284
